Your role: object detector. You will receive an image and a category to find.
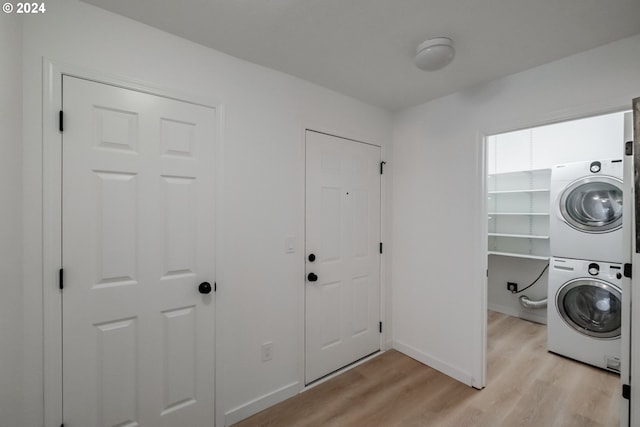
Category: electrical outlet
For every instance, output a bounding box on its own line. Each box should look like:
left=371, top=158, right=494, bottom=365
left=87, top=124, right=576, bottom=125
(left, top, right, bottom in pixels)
left=262, top=342, right=273, bottom=362
left=507, top=282, right=518, bottom=293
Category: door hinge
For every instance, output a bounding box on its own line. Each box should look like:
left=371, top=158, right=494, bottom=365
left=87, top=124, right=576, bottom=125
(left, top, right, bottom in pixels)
left=623, top=384, right=631, bottom=400
left=486, top=269, right=489, bottom=278
left=380, top=161, right=386, bottom=175
left=379, top=242, right=383, bottom=254
left=59, top=110, right=64, bottom=132
left=624, top=263, right=632, bottom=278
left=59, top=268, right=64, bottom=290
left=214, top=282, right=217, bottom=292
left=379, top=321, right=382, bottom=333
left=625, top=141, right=633, bottom=156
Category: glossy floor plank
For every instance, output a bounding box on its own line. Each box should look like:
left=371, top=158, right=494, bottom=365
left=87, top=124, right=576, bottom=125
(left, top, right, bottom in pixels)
left=233, top=312, right=620, bottom=427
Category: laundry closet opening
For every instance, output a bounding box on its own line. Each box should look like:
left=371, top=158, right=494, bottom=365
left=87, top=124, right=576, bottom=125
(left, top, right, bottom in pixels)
left=486, top=112, right=626, bottom=324
left=483, top=111, right=629, bottom=424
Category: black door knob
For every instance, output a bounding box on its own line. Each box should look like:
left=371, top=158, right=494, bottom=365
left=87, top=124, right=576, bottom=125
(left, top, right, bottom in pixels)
left=199, top=282, right=212, bottom=294
left=308, top=253, right=316, bottom=262
left=307, top=273, right=318, bottom=282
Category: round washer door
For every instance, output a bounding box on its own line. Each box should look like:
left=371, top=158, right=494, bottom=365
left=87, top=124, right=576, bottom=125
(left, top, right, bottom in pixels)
left=557, top=278, right=621, bottom=339
left=559, top=176, right=623, bottom=233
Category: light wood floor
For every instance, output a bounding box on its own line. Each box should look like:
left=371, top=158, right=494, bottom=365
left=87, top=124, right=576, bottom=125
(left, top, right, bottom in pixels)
left=233, top=311, right=620, bottom=427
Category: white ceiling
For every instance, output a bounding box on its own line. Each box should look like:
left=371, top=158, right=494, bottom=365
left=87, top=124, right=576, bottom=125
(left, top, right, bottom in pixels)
left=82, top=0, right=640, bottom=111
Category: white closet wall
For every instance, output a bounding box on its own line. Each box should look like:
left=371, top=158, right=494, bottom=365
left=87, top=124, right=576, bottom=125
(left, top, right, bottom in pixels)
left=488, top=112, right=625, bottom=174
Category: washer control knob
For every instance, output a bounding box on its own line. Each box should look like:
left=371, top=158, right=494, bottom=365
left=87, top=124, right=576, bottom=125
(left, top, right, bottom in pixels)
left=588, top=263, right=600, bottom=276
left=590, top=161, right=601, bottom=173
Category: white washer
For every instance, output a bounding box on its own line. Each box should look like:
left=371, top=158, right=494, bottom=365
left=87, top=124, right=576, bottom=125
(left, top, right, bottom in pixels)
left=549, top=159, right=623, bottom=263
left=547, top=257, right=622, bottom=372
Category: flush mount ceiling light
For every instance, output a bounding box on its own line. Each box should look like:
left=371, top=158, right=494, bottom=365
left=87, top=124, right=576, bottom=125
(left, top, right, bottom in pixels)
left=415, top=37, right=455, bottom=71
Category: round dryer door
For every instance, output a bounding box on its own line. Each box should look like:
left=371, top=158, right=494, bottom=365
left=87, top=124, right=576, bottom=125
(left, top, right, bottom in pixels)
left=557, top=278, right=621, bottom=339
left=559, top=176, right=623, bottom=233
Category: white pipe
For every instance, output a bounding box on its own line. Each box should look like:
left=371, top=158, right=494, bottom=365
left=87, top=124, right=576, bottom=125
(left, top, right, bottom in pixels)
left=519, top=295, right=547, bottom=310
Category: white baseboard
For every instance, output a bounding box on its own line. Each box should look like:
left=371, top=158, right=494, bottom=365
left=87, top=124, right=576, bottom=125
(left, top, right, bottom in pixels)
left=392, top=340, right=475, bottom=387
left=224, top=381, right=299, bottom=426
left=488, top=302, right=547, bottom=325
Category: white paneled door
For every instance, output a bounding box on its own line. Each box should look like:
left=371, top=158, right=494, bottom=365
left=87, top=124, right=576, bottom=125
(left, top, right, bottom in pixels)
left=305, top=130, right=381, bottom=384
left=62, top=76, right=216, bottom=426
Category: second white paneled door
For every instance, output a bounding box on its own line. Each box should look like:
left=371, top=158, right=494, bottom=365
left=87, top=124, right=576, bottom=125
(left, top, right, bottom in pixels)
left=62, top=76, right=216, bottom=426
left=305, top=130, right=381, bottom=384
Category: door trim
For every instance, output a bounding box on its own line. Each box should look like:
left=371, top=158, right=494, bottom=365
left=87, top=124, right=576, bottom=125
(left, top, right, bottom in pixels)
left=631, top=96, right=640, bottom=426
left=42, top=59, right=224, bottom=427
left=299, top=126, right=387, bottom=393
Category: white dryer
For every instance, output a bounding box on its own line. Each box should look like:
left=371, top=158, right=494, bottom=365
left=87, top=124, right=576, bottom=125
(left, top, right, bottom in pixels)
left=549, top=159, right=623, bottom=262
left=547, top=257, right=622, bottom=372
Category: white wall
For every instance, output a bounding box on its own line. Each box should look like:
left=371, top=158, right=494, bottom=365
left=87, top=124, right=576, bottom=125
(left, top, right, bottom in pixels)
left=21, top=1, right=392, bottom=426
left=391, top=34, right=640, bottom=388
left=487, top=257, right=549, bottom=324
left=0, top=13, right=23, bottom=427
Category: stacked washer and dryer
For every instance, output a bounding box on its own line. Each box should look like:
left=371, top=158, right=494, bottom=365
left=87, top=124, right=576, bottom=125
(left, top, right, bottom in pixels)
left=547, top=159, right=624, bottom=372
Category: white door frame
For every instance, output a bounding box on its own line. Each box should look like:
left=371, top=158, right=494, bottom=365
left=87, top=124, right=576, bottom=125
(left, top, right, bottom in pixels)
left=478, top=105, right=632, bottom=394
left=41, top=59, right=224, bottom=427
left=630, top=97, right=640, bottom=426
left=298, top=125, right=389, bottom=391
